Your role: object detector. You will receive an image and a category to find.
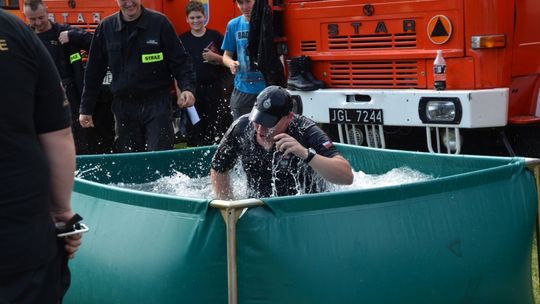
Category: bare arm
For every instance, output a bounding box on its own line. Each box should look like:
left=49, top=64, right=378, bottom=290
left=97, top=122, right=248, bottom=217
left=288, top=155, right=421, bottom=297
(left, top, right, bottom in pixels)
left=38, top=127, right=76, bottom=219
left=308, top=154, right=353, bottom=185
left=222, top=50, right=239, bottom=75
left=210, top=168, right=234, bottom=200
left=274, top=133, right=354, bottom=185
left=39, top=127, right=81, bottom=259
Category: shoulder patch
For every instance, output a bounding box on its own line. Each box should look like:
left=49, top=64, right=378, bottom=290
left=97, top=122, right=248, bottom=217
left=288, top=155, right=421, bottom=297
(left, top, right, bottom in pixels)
left=322, top=141, right=333, bottom=149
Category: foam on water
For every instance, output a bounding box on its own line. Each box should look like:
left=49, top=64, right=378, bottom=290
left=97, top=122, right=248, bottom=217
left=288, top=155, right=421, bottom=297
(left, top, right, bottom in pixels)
left=105, top=167, right=432, bottom=199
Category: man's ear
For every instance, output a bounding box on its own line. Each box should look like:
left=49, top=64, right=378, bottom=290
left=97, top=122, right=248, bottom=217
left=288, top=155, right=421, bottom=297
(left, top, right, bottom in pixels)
left=285, top=112, right=294, bottom=123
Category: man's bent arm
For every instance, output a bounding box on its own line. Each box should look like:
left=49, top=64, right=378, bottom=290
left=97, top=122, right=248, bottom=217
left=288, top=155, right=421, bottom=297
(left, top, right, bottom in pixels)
left=210, top=169, right=234, bottom=200
left=309, top=154, right=354, bottom=185
left=80, top=26, right=107, bottom=115
left=38, top=127, right=76, bottom=220
left=161, top=19, right=196, bottom=94
left=274, top=133, right=354, bottom=185
left=223, top=50, right=239, bottom=74
left=65, top=25, right=93, bottom=50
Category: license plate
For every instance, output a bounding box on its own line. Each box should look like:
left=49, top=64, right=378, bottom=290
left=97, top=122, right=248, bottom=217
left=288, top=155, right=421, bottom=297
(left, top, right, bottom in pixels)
left=102, top=70, right=112, bottom=85
left=329, top=108, right=384, bottom=124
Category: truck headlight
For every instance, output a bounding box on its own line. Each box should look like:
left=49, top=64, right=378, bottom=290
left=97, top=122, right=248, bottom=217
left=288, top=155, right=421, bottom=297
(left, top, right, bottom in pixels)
left=419, top=97, right=462, bottom=124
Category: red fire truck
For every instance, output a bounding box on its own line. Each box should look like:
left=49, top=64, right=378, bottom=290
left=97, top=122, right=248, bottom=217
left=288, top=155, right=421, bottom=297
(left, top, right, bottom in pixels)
left=19, top=0, right=540, bottom=156
left=22, top=0, right=235, bottom=41
left=3, top=0, right=22, bottom=18
left=283, top=0, right=540, bottom=156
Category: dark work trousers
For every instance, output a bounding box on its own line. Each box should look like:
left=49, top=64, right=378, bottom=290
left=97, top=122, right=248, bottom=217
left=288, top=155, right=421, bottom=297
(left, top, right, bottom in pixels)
left=63, top=80, right=88, bottom=155
left=0, top=245, right=69, bottom=304
left=187, top=83, right=232, bottom=146
left=112, top=91, right=174, bottom=153
left=85, top=86, right=115, bottom=154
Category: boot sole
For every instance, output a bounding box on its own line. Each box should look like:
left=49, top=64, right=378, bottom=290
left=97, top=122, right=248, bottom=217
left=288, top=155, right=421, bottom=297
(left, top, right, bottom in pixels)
left=287, top=84, right=320, bottom=91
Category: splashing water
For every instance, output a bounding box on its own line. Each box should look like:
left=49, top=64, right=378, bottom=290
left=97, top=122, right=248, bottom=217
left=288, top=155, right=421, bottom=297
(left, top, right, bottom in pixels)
left=329, top=167, right=433, bottom=192
left=105, top=167, right=432, bottom=199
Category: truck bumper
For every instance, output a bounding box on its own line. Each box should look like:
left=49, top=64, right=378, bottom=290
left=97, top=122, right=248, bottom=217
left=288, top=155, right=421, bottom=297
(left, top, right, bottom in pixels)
left=290, top=88, right=509, bottom=128
left=290, top=88, right=509, bottom=154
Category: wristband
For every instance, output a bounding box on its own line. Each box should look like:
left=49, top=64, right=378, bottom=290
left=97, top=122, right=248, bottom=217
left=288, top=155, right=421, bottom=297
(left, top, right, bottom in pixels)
left=305, top=148, right=316, bottom=163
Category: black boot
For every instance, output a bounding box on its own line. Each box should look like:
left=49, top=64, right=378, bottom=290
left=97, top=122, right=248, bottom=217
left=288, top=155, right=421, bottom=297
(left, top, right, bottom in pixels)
left=301, top=55, right=325, bottom=89
left=287, top=56, right=319, bottom=91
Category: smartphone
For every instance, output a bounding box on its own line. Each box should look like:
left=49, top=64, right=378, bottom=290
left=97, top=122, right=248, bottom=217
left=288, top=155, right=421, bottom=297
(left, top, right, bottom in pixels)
left=56, top=223, right=89, bottom=237
left=205, top=41, right=219, bottom=53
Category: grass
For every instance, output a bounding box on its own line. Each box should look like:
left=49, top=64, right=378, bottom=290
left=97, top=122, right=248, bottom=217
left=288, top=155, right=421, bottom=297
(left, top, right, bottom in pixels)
left=173, top=142, right=188, bottom=149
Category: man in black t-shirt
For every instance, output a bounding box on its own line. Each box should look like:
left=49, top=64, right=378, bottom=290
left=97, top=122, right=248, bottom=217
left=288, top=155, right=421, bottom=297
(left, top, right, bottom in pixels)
left=211, top=86, right=354, bottom=199
left=178, top=0, right=232, bottom=146
left=0, top=9, right=82, bottom=303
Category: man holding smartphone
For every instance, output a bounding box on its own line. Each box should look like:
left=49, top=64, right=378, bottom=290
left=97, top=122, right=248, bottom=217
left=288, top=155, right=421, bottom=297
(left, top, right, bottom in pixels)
left=0, top=9, right=82, bottom=303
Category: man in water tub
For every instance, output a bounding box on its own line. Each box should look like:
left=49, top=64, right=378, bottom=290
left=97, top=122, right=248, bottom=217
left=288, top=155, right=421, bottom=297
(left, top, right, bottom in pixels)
left=211, top=85, right=353, bottom=199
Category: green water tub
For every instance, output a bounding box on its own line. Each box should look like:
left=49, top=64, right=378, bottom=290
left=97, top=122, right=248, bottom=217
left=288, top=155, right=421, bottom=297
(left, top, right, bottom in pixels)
left=69, top=145, right=538, bottom=304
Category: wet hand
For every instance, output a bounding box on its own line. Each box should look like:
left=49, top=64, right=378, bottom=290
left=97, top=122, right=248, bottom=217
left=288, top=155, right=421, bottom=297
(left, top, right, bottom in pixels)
left=64, top=233, right=83, bottom=259
left=202, top=48, right=216, bottom=64
left=51, top=209, right=83, bottom=259
left=202, top=49, right=210, bottom=63
left=58, top=31, right=70, bottom=44
left=178, top=91, right=195, bottom=108
left=79, top=114, right=94, bottom=128
left=274, top=133, right=306, bottom=158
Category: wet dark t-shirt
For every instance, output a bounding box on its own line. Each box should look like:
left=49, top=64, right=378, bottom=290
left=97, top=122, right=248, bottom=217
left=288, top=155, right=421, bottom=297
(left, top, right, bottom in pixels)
left=0, top=10, right=71, bottom=274
left=211, top=114, right=340, bottom=198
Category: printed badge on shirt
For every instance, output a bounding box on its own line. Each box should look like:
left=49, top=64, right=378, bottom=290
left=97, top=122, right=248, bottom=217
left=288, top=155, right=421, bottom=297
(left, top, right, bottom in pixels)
left=322, top=141, right=333, bottom=149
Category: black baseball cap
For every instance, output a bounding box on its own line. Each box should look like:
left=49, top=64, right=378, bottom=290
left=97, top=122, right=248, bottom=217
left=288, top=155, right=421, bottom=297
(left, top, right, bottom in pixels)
left=249, top=86, right=293, bottom=128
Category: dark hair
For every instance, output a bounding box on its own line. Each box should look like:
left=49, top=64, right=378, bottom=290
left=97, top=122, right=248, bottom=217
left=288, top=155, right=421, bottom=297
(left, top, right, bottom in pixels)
left=185, top=1, right=205, bottom=16
left=23, top=0, right=44, bottom=11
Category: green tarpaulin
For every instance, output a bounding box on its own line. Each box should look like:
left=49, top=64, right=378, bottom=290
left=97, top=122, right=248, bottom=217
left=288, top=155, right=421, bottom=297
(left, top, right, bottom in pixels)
left=70, top=145, right=537, bottom=303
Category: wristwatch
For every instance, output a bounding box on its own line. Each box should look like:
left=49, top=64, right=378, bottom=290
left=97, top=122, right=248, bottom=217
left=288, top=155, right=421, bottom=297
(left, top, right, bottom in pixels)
left=304, top=147, right=316, bottom=163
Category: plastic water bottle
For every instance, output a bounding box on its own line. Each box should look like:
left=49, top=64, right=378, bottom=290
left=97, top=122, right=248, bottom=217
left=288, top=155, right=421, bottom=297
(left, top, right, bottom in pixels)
left=433, top=50, right=446, bottom=90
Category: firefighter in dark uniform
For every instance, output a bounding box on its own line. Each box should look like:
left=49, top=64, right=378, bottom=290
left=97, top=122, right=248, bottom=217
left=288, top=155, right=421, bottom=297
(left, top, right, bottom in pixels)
left=23, top=0, right=115, bottom=154
left=80, top=0, right=196, bottom=152
left=0, top=9, right=82, bottom=302
left=210, top=86, right=354, bottom=199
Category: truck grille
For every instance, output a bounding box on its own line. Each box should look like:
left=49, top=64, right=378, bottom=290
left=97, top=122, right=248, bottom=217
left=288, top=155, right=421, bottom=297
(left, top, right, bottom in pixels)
left=328, top=33, right=416, bottom=50
left=328, top=60, right=422, bottom=88
left=301, top=40, right=318, bottom=52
